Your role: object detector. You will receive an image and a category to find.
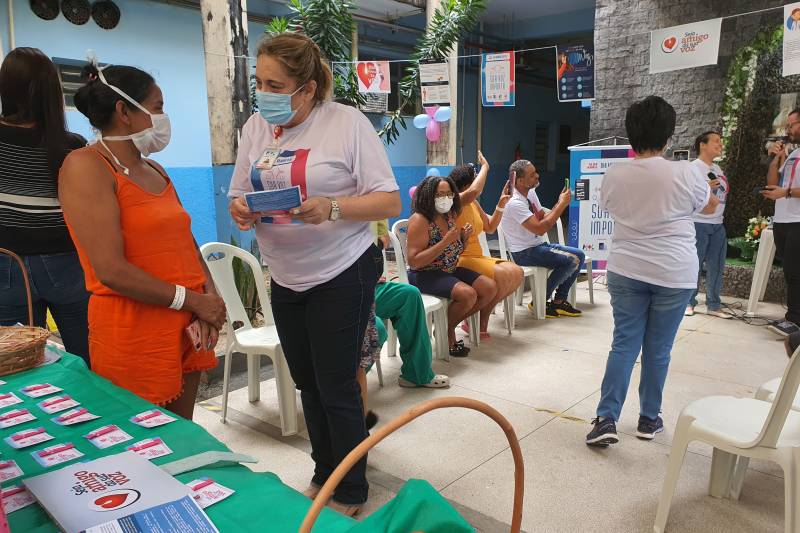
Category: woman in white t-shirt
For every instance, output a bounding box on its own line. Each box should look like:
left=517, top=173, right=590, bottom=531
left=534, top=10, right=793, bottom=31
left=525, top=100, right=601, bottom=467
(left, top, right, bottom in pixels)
left=228, top=34, right=400, bottom=514
left=585, top=96, right=718, bottom=448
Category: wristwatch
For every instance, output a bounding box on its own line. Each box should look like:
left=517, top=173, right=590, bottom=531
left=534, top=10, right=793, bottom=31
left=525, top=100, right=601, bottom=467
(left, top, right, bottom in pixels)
left=328, top=198, right=341, bottom=221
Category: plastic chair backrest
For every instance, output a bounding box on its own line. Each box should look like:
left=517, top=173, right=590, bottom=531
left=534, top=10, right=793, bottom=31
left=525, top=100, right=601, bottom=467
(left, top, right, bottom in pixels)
left=381, top=248, right=389, bottom=280
left=199, top=242, right=275, bottom=332
left=555, top=217, right=567, bottom=246
left=755, top=345, right=800, bottom=448
left=478, top=232, right=491, bottom=257
left=497, top=229, right=511, bottom=261
left=390, top=219, right=410, bottom=284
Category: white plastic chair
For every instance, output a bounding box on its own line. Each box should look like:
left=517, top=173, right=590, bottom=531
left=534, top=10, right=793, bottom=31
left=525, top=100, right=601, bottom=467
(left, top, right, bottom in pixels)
left=478, top=232, right=515, bottom=333
left=199, top=242, right=298, bottom=436
left=390, top=219, right=480, bottom=357
left=497, top=229, right=550, bottom=320
left=653, top=345, right=800, bottom=533
left=746, top=227, right=776, bottom=317
left=554, top=217, right=594, bottom=305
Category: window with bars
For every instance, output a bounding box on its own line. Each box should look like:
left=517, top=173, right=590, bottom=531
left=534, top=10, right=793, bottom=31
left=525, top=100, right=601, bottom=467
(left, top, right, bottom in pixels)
left=534, top=122, right=550, bottom=169
left=52, top=57, right=86, bottom=110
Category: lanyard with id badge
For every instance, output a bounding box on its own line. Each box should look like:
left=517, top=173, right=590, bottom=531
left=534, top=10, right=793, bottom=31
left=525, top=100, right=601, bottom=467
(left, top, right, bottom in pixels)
left=247, top=126, right=303, bottom=222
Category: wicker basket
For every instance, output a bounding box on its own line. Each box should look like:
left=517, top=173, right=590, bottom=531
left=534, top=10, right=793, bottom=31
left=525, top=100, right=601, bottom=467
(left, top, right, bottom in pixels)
left=0, top=248, right=49, bottom=376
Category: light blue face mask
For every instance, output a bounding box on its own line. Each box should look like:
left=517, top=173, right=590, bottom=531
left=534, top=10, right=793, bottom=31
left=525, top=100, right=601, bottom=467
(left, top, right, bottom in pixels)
left=256, top=84, right=306, bottom=126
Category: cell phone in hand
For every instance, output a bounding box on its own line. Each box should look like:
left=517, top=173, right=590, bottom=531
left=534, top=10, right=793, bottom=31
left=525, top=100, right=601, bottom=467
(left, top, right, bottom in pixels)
left=185, top=320, right=202, bottom=352
left=753, top=186, right=766, bottom=195
left=564, top=178, right=570, bottom=190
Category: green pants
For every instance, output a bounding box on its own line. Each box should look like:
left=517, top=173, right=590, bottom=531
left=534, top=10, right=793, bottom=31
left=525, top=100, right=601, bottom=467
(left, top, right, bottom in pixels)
left=374, top=282, right=435, bottom=385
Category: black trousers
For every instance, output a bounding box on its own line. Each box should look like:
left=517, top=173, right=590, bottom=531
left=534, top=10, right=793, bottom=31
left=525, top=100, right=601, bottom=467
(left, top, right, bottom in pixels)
left=774, top=222, right=800, bottom=325
left=270, top=245, right=379, bottom=504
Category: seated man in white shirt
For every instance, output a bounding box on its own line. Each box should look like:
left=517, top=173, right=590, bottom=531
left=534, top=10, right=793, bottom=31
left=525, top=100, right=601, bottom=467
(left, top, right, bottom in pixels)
left=499, top=159, right=584, bottom=318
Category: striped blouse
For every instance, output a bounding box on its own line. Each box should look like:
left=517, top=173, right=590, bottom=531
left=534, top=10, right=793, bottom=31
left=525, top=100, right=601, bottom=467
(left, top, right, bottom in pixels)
left=0, top=123, right=85, bottom=255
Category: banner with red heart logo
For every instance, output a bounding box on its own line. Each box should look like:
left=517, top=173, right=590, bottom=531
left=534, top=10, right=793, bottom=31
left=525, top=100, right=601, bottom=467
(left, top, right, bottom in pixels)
left=649, top=18, right=722, bottom=74
left=356, top=61, right=391, bottom=94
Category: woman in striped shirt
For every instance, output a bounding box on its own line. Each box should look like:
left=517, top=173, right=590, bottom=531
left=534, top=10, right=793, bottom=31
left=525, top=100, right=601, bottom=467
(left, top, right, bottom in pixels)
left=0, top=48, right=89, bottom=363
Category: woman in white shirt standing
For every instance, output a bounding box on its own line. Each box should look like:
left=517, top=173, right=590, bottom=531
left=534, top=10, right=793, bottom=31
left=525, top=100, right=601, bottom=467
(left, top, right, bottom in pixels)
left=686, top=131, right=731, bottom=318
left=585, top=96, right=718, bottom=448
left=228, top=33, right=400, bottom=514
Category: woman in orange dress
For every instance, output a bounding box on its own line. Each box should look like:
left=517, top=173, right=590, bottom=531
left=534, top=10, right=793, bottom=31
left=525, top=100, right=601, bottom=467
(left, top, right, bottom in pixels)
left=59, top=63, right=226, bottom=419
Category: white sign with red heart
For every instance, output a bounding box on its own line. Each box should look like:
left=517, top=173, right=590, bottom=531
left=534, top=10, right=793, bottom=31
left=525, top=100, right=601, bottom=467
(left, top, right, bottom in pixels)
left=649, top=18, right=722, bottom=74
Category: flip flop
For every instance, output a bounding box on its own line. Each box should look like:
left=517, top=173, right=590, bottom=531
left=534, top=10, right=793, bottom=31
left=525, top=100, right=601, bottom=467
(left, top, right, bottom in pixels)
left=398, top=375, right=450, bottom=388
left=461, top=321, right=490, bottom=339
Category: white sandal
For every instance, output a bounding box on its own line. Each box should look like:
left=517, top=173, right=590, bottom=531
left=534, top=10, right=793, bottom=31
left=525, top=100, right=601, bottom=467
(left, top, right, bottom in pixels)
left=398, top=374, right=450, bottom=388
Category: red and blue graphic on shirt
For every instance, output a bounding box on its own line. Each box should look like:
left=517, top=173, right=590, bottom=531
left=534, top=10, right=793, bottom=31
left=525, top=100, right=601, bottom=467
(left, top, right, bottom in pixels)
left=250, top=148, right=310, bottom=224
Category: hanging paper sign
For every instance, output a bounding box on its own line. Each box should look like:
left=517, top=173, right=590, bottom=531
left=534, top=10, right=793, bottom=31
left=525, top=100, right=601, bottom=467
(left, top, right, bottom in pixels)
left=784, top=3, right=800, bottom=76
left=481, top=52, right=515, bottom=107
left=649, top=18, right=722, bottom=74
left=419, top=61, right=450, bottom=106
left=421, top=85, right=451, bottom=106
left=356, top=61, right=390, bottom=94
left=419, top=62, right=449, bottom=84
left=556, top=44, right=595, bottom=102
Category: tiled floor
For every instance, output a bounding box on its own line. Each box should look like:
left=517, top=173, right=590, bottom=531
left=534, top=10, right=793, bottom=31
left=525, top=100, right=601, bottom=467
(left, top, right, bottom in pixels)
left=194, top=280, right=792, bottom=532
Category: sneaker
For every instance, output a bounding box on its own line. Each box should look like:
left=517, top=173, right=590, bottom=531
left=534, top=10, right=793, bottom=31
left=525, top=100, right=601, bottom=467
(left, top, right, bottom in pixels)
left=636, top=415, right=664, bottom=440
left=684, top=306, right=695, bottom=316
left=707, top=309, right=732, bottom=319
left=528, top=302, right=559, bottom=318
left=552, top=300, right=582, bottom=317
left=586, top=417, right=619, bottom=447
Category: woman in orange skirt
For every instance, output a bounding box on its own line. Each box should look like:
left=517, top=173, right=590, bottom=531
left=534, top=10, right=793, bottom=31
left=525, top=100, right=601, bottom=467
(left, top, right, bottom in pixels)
left=59, top=62, right=225, bottom=419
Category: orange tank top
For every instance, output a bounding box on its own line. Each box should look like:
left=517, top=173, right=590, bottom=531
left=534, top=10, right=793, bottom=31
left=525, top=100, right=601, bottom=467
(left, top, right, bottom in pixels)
left=68, top=153, right=207, bottom=296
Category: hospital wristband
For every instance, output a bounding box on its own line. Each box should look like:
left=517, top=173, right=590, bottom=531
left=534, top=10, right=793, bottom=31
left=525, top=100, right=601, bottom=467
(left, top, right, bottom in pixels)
left=169, top=285, right=186, bottom=310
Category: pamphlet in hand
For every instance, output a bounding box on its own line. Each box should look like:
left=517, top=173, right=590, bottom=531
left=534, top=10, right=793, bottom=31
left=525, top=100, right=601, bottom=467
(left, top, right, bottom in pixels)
left=245, top=186, right=303, bottom=225
left=245, top=186, right=302, bottom=213
left=23, top=451, right=211, bottom=533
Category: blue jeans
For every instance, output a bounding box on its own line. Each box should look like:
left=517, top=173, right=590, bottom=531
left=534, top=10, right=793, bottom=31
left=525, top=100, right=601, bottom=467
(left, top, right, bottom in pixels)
left=512, top=243, right=585, bottom=302
left=690, top=222, right=727, bottom=310
left=0, top=252, right=89, bottom=364
left=596, top=271, right=693, bottom=421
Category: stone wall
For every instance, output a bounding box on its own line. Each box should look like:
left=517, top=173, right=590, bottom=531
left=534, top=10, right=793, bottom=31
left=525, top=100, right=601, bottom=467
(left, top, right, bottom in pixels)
left=698, top=264, right=786, bottom=304
left=591, top=0, right=784, bottom=152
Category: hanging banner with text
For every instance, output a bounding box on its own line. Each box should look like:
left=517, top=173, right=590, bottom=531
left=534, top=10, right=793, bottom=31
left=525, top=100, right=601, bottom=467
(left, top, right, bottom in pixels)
left=481, top=52, right=515, bottom=107
left=556, top=44, right=595, bottom=102
left=419, top=61, right=450, bottom=106
left=649, top=18, right=722, bottom=74
left=356, top=61, right=391, bottom=93
left=567, top=144, right=635, bottom=270
left=785, top=3, right=800, bottom=76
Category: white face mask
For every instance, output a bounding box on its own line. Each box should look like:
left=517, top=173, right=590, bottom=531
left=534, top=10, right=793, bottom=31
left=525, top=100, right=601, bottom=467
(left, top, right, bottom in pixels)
left=95, top=68, right=171, bottom=157
left=435, top=197, right=454, bottom=214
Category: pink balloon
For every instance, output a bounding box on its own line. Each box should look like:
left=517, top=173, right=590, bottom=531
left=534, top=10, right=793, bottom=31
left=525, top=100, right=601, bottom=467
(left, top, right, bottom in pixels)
left=409, top=186, right=417, bottom=200
left=426, top=120, right=441, bottom=142
left=424, top=106, right=438, bottom=118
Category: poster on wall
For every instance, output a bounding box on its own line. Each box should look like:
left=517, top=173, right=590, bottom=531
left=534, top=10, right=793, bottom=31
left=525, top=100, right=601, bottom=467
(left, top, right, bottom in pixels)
left=784, top=3, right=800, bottom=76
left=481, top=52, right=515, bottom=107
left=567, top=144, right=635, bottom=270
left=356, top=61, right=391, bottom=93
left=649, top=18, right=722, bottom=74
left=419, top=61, right=450, bottom=106
left=556, top=44, right=595, bottom=102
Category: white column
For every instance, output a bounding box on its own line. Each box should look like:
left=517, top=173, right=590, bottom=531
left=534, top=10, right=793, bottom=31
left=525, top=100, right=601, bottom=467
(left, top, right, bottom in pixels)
left=200, top=0, right=250, bottom=165
left=425, top=0, right=458, bottom=166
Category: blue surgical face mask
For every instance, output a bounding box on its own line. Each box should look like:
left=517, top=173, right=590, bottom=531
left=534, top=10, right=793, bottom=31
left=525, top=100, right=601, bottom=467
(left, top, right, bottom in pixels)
left=256, top=84, right=306, bottom=126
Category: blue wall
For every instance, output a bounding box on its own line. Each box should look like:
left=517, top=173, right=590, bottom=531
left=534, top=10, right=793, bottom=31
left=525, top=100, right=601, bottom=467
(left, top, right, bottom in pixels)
left=2, top=0, right=213, bottom=168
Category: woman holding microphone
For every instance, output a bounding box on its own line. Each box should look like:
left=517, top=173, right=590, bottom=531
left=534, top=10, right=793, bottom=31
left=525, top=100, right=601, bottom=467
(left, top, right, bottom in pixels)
left=228, top=33, right=399, bottom=515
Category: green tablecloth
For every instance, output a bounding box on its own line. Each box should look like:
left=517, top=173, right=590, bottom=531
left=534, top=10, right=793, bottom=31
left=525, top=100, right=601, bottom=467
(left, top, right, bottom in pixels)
left=4, top=350, right=473, bottom=533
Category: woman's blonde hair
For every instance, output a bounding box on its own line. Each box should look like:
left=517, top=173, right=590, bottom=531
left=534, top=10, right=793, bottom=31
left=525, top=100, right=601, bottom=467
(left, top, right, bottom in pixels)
left=257, top=33, right=333, bottom=102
